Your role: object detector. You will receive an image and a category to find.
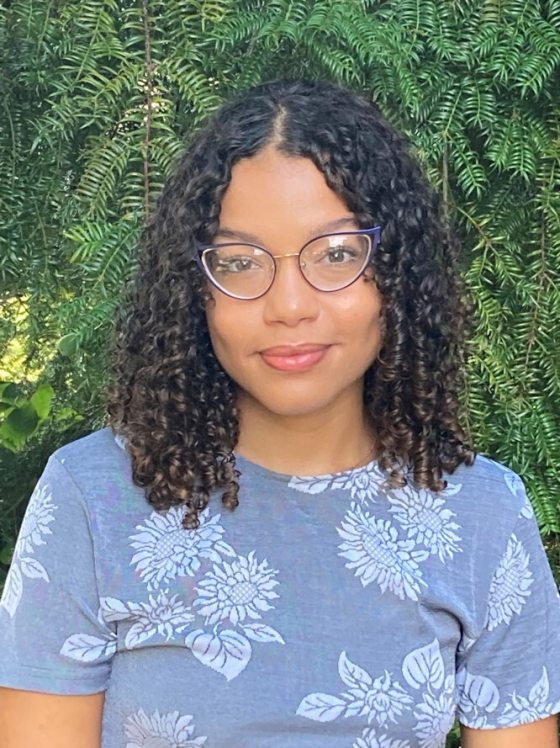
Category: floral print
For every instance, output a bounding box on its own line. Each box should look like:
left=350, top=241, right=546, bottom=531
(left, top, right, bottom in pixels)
left=388, top=487, right=462, bottom=562
left=455, top=667, right=500, bottom=728
left=288, top=459, right=385, bottom=501
left=60, top=626, right=117, bottom=663
left=124, top=708, right=207, bottom=747
left=353, top=730, right=410, bottom=748
left=2, top=430, right=559, bottom=747
left=62, top=499, right=284, bottom=682
left=193, top=551, right=279, bottom=626
left=485, top=533, right=533, bottom=630
left=0, top=480, right=56, bottom=617
left=101, top=591, right=195, bottom=647
left=184, top=550, right=284, bottom=681
left=129, top=507, right=235, bottom=590
left=291, top=461, right=464, bottom=603
left=297, top=651, right=413, bottom=726
left=499, top=667, right=560, bottom=726
left=298, top=640, right=458, bottom=747
left=402, top=640, right=457, bottom=747
left=456, top=665, right=560, bottom=729
left=413, top=686, right=456, bottom=747
left=337, top=502, right=429, bottom=601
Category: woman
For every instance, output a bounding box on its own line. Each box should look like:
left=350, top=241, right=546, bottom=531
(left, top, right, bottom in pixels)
left=1, top=78, right=559, bottom=748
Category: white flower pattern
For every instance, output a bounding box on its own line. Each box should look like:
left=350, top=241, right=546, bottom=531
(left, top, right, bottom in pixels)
left=388, top=487, right=462, bottom=562
left=298, top=640, right=459, bottom=746
left=338, top=502, right=429, bottom=600
left=288, top=459, right=385, bottom=500
left=185, top=550, right=284, bottom=680
left=61, top=604, right=118, bottom=663
left=353, top=728, right=411, bottom=748
left=193, top=551, right=280, bottom=626
left=60, top=503, right=285, bottom=681
left=0, top=481, right=56, bottom=617
left=413, top=684, right=456, bottom=747
left=401, top=640, right=457, bottom=747
left=297, top=651, right=413, bottom=727
left=124, top=708, right=207, bottom=747
left=498, top=667, right=560, bottom=726
left=456, top=667, right=500, bottom=728
left=485, top=533, right=533, bottom=630
left=101, top=591, right=195, bottom=648
left=4, top=435, right=559, bottom=745
left=344, top=465, right=387, bottom=502
left=129, top=506, right=235, bottom=590
left=288, top=460, right=464, bottom=604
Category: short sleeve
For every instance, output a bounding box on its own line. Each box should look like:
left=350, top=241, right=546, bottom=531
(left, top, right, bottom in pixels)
left=0, top=454, right=116, bottom=694
left=456, top=498, right=560, bottom=729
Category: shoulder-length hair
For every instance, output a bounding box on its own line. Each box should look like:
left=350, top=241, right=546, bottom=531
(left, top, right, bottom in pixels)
left=105, top=78, right=476, bottom=529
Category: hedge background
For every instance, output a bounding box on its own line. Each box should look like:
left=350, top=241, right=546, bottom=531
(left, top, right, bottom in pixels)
left=1, top=3, right=560, bottom=742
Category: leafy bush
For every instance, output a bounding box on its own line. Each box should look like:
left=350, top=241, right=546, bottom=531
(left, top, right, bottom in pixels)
left=1, top=6, right=559, bottom=740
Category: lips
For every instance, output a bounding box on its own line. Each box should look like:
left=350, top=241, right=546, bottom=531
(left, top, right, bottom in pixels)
left=259, top=344, right=330, bottom=372
left=260, top=344, right=328, bottom=356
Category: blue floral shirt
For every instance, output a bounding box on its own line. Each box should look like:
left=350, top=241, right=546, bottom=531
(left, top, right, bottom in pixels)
left=1, top=427, right=559, bottom=747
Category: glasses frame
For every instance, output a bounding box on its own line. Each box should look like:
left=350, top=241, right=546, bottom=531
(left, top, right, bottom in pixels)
left=195, top=225, right=382, bottom=300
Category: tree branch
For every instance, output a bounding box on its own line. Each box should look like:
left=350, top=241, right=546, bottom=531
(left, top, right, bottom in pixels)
left=142, top=0, right=154, bottom=224
left=523, top=209, right=549, bottom=371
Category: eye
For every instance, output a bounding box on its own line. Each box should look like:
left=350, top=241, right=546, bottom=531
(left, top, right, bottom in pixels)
left=321, top=246, right=360, bottom=264
left=215, top=255, right=262, bottom=273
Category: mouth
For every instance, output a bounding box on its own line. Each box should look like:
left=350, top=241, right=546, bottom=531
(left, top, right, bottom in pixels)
left=259, top=344, right=331, bottom=372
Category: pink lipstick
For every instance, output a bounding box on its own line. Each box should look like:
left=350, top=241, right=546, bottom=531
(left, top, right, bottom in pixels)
left=259, top=344, right=330, bottom=372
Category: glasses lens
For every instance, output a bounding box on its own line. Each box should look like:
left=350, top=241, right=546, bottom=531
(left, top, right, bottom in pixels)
left=202, top=244, right=274, bottom=299
left=301, top=233, right=371, bottom=291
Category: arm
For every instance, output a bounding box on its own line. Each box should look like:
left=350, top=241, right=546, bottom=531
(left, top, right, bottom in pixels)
left=0, top=687, right=104, bottom=748
left=461, top=714, right=559, bottom=747
left=0, top=456, right=114, bottom=743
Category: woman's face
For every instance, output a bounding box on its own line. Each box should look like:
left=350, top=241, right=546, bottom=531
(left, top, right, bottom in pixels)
left=204, top=146, right=384, bottom=420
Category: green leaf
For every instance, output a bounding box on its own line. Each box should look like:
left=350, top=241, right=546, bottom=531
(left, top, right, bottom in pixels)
left=0, top=383, right=19, bottom=403
left=57, top=333, right=80, bottom=356
left=0, top=545, right=15, bottom=566
left=5, top=403, right=39, bottom=436
left=30, top=384, right=54, bottom=419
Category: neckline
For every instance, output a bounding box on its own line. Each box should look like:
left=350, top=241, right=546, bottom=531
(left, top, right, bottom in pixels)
left=233, top=450, right=382, bottom=484
left=113, top=429, right=384, bottom=485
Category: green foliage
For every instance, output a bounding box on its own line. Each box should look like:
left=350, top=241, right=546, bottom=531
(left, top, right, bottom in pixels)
left=0, top=382, right=55, bottom=452
left=1, top=1, right=559, bottom=546
left=1, top=3, right=559, bottom=742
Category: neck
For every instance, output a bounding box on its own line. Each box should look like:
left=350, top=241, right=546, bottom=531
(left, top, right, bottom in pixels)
left=234, top=391, right=378, bottom=476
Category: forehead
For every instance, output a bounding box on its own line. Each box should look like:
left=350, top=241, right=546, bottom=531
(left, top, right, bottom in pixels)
left=217, top=147, right=356, bottom=243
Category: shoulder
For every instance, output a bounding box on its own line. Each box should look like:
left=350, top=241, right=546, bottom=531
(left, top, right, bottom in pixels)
left=48, top=427, right=135, bottom=507
left=41, top=427, right=152, bottom=542
left=437, top=452, right=533, bottom=539
left=52, top=427, right=129, bottom=481
left=53, top=425, right=125, bottom=461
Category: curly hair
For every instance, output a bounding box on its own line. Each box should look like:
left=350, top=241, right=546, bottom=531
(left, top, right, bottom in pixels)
left=105, top=78, right=476, bottom=529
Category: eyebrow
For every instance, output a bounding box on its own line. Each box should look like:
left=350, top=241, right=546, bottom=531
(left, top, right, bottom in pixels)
left=213, top=216, right=359, bottom=244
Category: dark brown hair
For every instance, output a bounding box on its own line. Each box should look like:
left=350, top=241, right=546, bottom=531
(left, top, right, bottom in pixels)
left=105, top=78, right=476, bottom=529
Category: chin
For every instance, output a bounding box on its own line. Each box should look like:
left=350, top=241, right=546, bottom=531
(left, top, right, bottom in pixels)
left=268, top=403, right=327, bottom=418
left=244, top=390, right=343, bottom=419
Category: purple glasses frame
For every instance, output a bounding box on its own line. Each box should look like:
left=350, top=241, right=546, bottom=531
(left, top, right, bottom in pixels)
left=194, top=225, right=383, bottom=300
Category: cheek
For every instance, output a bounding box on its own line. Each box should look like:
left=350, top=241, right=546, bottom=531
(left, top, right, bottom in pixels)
left=338, top=287, right=383, bottom=341
left=205, top=299, right=248, bottom=364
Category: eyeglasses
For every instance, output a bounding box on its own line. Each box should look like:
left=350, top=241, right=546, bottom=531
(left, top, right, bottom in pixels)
left=195, top=226, right=382, bottom=300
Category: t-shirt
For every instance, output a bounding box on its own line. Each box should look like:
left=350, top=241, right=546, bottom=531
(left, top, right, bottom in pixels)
left=1, top=427, right=559, bottom=747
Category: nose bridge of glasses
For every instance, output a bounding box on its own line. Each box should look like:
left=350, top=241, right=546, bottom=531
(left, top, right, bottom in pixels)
left=268, top=248, right=313, bottom=291
left=271, top=251, right=301, bottom=261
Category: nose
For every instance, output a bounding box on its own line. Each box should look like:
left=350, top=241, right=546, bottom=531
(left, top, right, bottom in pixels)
left=262, top=254, right=321, bottom=326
